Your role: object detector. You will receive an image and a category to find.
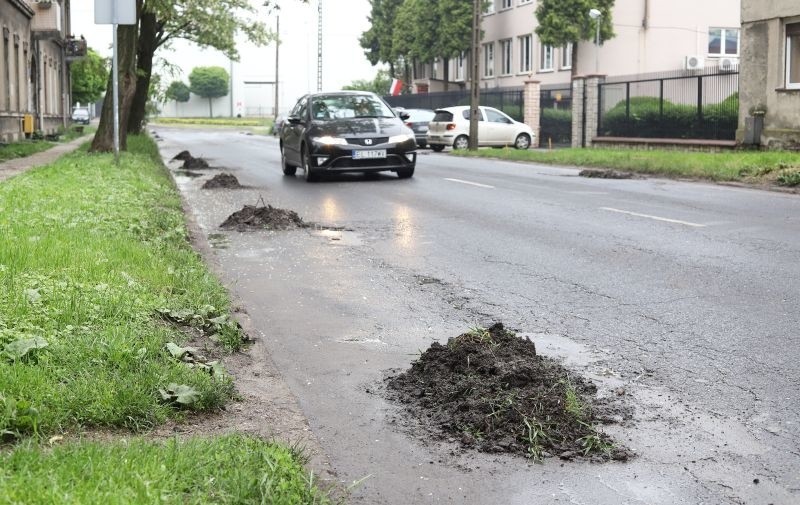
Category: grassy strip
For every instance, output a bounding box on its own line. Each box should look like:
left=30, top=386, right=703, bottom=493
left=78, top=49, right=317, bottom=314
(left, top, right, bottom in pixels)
left=153, top=117, right=272, bottom=128
left=0, top=434, right=331, bottom=504
left=0, top=135, right=239, bottom=439
left=451, top=147, right=800, bottom=185
left=0, top=141, right=54, bottom=162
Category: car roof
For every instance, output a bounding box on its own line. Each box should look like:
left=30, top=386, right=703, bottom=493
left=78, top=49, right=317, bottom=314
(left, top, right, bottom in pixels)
left=309, top=91, right=379, bottom=97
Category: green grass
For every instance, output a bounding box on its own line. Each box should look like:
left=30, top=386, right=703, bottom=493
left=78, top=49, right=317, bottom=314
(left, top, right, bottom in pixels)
left=0, top=135, right=240, bottom=439
left=153, top=117, right=273, bottom=128
left=0, top=434, right=331, bottom=504
left=451, top=147, right=800, bottom=185
left=0, top=141, right=54, bottom=162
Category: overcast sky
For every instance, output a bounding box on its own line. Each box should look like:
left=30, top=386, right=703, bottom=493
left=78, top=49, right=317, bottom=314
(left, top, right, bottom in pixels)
left=70, top=0, right=383, bottom=113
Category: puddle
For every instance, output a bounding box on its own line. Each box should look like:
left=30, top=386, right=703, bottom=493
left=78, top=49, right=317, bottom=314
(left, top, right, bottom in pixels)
left=311, top=229, right=362, bottom=246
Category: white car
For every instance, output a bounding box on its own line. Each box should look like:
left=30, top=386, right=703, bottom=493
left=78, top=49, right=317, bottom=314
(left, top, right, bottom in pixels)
left=426, top=105, right=534, bottom=151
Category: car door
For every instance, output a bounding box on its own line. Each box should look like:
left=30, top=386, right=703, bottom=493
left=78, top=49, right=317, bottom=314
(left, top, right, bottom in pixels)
left=283, top=96, right=308, bottom=164
left=483, top=107, right=517, bottom=145
left=462, top=108, right=489, bottom=145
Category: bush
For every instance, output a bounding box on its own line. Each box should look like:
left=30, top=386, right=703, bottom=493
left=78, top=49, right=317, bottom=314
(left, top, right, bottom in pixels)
left=600, top=94, right=738, bottom=140
left=540, top=108, right=572, bottom=145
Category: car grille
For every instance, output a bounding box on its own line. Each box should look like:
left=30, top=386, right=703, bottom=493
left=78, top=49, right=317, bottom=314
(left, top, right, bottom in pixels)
left=331, top=155, right=405, bottom=169
left=346, top=137, right=389, bottom=146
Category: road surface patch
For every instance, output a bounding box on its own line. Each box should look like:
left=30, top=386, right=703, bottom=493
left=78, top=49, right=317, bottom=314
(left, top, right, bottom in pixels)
left=444, top=178, right=495, bottom=189
left=600, top=207, right=706, bottom=228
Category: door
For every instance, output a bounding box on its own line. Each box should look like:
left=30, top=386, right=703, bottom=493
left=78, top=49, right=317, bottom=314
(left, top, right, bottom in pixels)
left=483, top=107, right=517, bottom=145
left=284, top=96, right=308, bottom=164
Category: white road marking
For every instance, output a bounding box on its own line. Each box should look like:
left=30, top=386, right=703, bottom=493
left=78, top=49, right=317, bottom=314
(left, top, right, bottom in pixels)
left=444, top=178, right=495, bottom=189
left=600, top=207, right=706, bottom=228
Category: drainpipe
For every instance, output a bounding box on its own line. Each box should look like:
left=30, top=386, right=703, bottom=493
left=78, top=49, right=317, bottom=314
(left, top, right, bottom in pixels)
left=642, top=0, right=649, bottom=29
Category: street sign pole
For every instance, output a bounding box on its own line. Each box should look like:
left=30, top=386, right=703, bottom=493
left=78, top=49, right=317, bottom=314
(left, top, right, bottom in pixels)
left=112, top=22, right=119, bottom=163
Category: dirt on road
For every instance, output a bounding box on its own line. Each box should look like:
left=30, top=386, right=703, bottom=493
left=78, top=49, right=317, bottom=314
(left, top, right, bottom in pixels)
left=387, top=323, right=630, bottom=462
left=220, top=200, right=308, bottom=231
left=202, top=173, right=243, bottom=190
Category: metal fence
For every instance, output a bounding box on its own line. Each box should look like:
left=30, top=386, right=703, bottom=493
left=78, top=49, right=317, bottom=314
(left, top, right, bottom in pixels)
left=384, top=87, right=525, bottom=121
left=540, top=84, right=572, bottom=146
left=598, top=66, right=739, bottom=140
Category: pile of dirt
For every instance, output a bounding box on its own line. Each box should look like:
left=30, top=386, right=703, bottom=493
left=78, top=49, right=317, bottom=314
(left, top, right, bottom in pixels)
left=386, top=323, right=629, bottom=462
left=202, top=173, right=243, bottom=189
left=579, top=169, right=637, bottom=179
left=220, top=201, right=308, bottom=231
left=171, top=150, right=211, bottom=169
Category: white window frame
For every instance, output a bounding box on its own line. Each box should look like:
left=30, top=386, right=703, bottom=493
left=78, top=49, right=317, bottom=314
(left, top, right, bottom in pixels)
left=484, top=1, right=494, bottom=15
left=518, top=34, right=532, bottom=73
left=787, top=23, right=800, bottom=89
left=500, top=0, right=512, bottom=10
left=500, top=39, right=512, bottom=75
left=561, top=43, right=573, bottom=70
left=708, top=27, right=740, bottom=57
left=483, top=42, right=494, bottom=77
left=539, top=44, right=553, bottom=72
left=519, top=0, right=532, bottom=4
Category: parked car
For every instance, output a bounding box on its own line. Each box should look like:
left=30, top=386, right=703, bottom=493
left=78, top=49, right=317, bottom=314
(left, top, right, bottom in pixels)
left=401, top=108, right=435, bottom=148
left=279, top=91, right=417, bottom=181
left=426, top=106, right=534, bottom=151
left=71, top=107, right=90, bottom=125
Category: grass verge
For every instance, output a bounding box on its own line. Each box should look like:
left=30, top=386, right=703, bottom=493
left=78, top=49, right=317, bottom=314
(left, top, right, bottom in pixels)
left=153, top=117, right=273, bottom=128
left=0, top=135, right=330, bottom=503
left=0, top=127, right=96, bottom=162
left=0, top=433, right=331, bottom=504
left=451, top=147, right=800, bottom=186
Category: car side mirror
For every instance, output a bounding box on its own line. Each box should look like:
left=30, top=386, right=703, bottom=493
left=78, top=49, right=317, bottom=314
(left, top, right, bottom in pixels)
left=287, top=115, right=302, bottom=125
left=399, top=112, right=410, bottom=121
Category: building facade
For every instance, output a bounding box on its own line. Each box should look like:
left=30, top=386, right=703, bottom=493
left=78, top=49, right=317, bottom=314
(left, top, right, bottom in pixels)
left=412, top=0, right=740, bottom=92
left=0, top=0, right=71, bottom=142
left=738, top=0, right=800, bottom=149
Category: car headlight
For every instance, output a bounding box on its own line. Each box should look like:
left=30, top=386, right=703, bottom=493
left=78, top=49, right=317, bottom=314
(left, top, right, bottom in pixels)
left=312, top=136, right=347, bottom=145
left=389, top=134, right=414, bottom=144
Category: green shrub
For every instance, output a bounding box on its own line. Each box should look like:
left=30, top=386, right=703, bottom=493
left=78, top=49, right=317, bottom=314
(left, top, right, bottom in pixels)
left=540, top=108, right=572, bottom=144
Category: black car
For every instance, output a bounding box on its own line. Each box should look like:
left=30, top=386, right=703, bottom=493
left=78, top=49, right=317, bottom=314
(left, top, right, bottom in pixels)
left=279, top=91, right=416, bottom=181
left=401, top=108, right=435, bottom=148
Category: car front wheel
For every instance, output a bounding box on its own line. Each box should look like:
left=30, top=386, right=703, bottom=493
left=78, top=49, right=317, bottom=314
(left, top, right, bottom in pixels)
left=453, top=135, right=469, bottom=150
left=281, top=145, right=297, bottom=175
left=301, top=145, right=317, bottom=182
left=514, top=133, right=531, bottom=150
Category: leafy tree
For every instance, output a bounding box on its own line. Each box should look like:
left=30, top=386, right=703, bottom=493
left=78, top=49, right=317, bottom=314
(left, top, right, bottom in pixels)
left=70, top=48, right=108, bottom=106
left=188, top=66, right=229, bottom=117
left=359, top=0, right=404, bottom=76
left=433, top=0, right=472, bottom=90
left=535, top=0, right=615, bottom=76
left=165, top=80, right=190, bottom=102
left=342, top=70, right=393, bottom=95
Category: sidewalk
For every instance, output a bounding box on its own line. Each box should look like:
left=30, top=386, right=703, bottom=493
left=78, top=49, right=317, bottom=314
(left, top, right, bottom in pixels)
left=0, top=135, right=91, bottom=183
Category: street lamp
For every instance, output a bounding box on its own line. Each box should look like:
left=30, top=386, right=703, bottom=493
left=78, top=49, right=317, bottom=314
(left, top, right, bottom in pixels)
left=589, top=8, right=601, bottom=74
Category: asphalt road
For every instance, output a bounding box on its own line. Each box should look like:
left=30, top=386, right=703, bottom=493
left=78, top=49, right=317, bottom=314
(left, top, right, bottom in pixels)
left=156, top=126, right=799, bottom=505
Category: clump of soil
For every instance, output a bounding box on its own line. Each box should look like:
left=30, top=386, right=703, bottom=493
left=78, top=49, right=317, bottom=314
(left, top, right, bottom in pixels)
left=202, top=173, right=243, bottom=189
left=171, top=150, right=211, bottom=169
left=387, top=323, right=629, bottom=462
left=220, top=200, right=308, bottom=231
left=579, top=169, right=638, bottom=179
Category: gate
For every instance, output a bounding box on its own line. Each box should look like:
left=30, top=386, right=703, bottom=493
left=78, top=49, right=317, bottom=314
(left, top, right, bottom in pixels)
left=539, top=84, right=572, bottom=146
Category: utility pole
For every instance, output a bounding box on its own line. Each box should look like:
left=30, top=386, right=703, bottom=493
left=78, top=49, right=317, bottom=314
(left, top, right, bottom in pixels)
left=317, top=0, right=323, bottom=91
left=468, top=0, right=481, bottom=150
left=274, top=15, right=280, bottom=117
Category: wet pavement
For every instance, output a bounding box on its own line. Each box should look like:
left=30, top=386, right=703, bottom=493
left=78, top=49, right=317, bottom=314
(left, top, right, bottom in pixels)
left=155, top=125, right=799, bottom=504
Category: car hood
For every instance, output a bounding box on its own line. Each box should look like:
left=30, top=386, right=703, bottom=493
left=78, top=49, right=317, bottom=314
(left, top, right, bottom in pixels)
left=308, top=118, right=407, bottom=138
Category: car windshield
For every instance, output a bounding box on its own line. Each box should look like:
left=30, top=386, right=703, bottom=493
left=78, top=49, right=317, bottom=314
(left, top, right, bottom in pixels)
left=73, top=109, right=88, bottom=118
left=310, top=94, right=395, bottom=120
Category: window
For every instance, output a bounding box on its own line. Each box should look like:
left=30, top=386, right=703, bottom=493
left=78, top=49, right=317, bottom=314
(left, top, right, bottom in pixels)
left=501, top=0, right=512, bottom=9
left=456, top=51, right=465, bottom=81
left=484, top=1, right=494, bottom=14
left=519, top=0, right=532, bottom=4
left=3, top=28, right=9, bottom=111
left=788, top=23, right=800, bottom=89
left=519, top=35, right=532, bottom=73
left=461, top=109, right=483, bottom=121
left=708, top=28, right=739, bottom=56
left=483, top=42, right=494, bottom=77
left=561, top=43, right=573, bottom=69
left=485, top=108, right=512, bottom=124
left=539, top=44, right=553, bottom=71
left=500, top=39, right=512, bottom=75
left=432, top=59, right=438, bottom=80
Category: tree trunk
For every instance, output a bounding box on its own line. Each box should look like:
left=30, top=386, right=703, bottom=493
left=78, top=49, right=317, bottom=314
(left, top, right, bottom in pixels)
left=127, top=10, right=158, bottom=134
left=571, top=42, right=579, bottom=78
left=208, top=98, right=213, bottom=117
left=90, top=19, right=140, bottom=153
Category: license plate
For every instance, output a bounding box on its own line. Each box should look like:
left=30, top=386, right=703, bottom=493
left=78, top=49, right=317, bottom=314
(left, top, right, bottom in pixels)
left=353, top=149, right=386, bottom=160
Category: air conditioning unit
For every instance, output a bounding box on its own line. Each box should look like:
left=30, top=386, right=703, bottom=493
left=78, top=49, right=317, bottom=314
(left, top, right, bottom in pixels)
left=719, top=57, right=739, bottom=72
left=685, top=55, right=704, bottom=70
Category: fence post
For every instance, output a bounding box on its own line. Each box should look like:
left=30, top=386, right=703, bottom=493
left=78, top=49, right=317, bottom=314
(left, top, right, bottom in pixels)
left=571, top=76, right=586, bottom=148
left=523, top=80, right=541, bottom=148
left=584, top=75, right=605, bottom=147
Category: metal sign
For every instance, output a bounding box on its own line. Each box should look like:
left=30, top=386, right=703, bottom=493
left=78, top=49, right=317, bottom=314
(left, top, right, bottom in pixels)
left=94, top=0, right=136, bottom=25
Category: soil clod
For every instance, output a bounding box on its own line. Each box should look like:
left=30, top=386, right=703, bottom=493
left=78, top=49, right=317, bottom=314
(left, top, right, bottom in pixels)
left=386, top=323, right=629, bottom=462
left=221, top=197, right=308, bottom=231
left=579, top=169, right=638, bottom=179
left=171, top=150, right=192, bottom=161
left=183, top=156, right=210, bottom=169
left=202, top=173, right=243, bottom=190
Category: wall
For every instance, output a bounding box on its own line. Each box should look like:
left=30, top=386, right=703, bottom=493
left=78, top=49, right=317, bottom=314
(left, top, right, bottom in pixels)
left=738, top=2, right=800, bottom=149
left=0, top=0, right=33, bottom=142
